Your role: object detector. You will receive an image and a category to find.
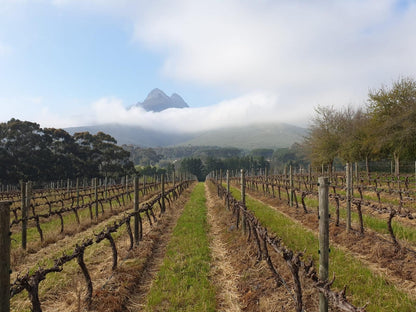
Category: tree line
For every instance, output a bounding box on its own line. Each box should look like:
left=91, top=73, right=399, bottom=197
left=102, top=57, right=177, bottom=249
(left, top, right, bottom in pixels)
left=180, top=155, right=271, bottom=181
left=0, top=119, right=135, bottom=184
left=303, top=77, right=416, bottom=175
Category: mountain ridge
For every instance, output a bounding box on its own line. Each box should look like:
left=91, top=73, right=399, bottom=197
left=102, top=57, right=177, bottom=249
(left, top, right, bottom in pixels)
left=65, top=122, right=306, bottom=149
left=135, top=88, right=189, bottom=112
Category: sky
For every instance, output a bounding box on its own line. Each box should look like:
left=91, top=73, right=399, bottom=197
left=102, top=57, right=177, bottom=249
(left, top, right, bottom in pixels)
left=0, top=0, right=415, bottom=133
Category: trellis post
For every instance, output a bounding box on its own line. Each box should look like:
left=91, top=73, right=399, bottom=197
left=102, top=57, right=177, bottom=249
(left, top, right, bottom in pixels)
left=241, top=169, right=246, bottom=233
left=346, top=163, right=351, bottom=232
left=21, top=181, right=27, bottom=250
left=226, top=170, right=230, bottom=211
left=318, top=177, right=330, bottom=312
left=134, top=175, right=139, bottom=244
left=161, top=174, right=166, bottom=213
left=94, top=178, right=98, bottom=220
left=0, top=201, right=11, bottom=312
left=289, top=165, right=294, bottom=207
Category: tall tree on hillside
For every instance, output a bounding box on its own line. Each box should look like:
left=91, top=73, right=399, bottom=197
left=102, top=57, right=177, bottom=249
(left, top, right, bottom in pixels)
left=336, top=107, right=374, bottom=171
left=367, top=77, right=416, bottom=175
left=0, top=119, right=50, bottom=182
left=73, top=131, right=134, bottom=178
left=180, top=158, right=205, bottom=181
left=44, top=128, right=80, bottom=179
left=303, top=106, right=343, bottom=173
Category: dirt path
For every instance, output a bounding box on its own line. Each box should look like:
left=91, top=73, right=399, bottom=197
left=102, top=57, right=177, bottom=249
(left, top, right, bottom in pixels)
left=204, top=182, right=303, bottom=312
left=120, top=184, right=195, bottom=312
left=205, top=183, right=242, bottom=312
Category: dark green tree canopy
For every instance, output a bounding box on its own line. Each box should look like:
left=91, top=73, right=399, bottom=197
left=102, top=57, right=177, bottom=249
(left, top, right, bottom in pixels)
left=0, top=119, right=135, bottom=184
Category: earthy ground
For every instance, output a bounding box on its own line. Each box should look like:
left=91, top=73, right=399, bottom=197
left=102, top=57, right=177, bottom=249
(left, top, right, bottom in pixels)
left=243, top=186, right=416, bottom=302
left=13, top=181, right=389, bottom=311
left=204, top=182, right=323, bottom=312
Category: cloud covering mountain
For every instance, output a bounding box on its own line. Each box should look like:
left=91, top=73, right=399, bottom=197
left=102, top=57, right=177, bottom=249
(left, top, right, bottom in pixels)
left=2, top=0, right=416, bottom=132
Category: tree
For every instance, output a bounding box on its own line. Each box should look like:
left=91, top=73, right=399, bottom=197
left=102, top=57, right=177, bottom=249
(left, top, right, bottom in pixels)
left=0, top=119, right=135, bottom=183
left=180, top=158, right=205, bottom=181
left=250, top=148, right=274, bottom=159
left=367, top=77, right=416, bottom=175
left=303, top=106, right=343, bottom=173
left=0, top=119, right=50, bottom=182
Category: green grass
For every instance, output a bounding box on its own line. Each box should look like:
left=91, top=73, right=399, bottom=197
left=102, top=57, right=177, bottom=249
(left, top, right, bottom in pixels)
left=146, top=183, right=216, bottom=312
left=230, top=187, right=416, bottom=311
left=302, top=196, right=416, bottom=245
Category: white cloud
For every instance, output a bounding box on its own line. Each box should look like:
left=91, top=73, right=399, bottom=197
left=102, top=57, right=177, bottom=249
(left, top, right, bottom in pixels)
left=90, top=92, right=285, bottom=132
left=13, top=0, right=416, bottom=129
left=130, top=0, right=416, bottom=110
left=53, top=0, right=416, bottom=123
left=0, top=96, right=93, bottom=128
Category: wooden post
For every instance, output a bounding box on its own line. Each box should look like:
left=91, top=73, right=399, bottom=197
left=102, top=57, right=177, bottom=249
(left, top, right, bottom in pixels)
left=104, top=176, right=108, bottom=200
left=21, top=181, right=27, bottom=250
left=134, top=176, right=139, bottom=244
left=241, top=169, right=246, bottom=205
left=241, top=169, right=246, bottom=233
left=355, top=162, right=358, bottom=184
left=161, top=174, right=166, bottom=213
left=76, top=178, right=80, bottom=208
left=318, top=177, right=329, bottom=312
left=173, top=171, right=176, bottom=187
left=220, top=169, right=223, bottom=186
left=226, top=170, right=230, bottom=211
left=289, top=165, right=294, bottom=207
left=0, top=201, right=11, bottom=312
left=26, top=181, right=32, bottom=214
left=94, top=178, right=98, bottom=220
left=346, top=163, right=351, bottom=232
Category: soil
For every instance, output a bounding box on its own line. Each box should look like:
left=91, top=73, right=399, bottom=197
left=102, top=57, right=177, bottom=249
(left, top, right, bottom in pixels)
left=244, top=186, right=416, bottom=301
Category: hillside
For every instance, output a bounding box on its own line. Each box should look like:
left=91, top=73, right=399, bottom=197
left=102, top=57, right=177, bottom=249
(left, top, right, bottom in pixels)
left=65, top=124, right=193, bottom=147
left=65, top=122, right=305, bottom=149
left=179, top=123, right=305, bottom=149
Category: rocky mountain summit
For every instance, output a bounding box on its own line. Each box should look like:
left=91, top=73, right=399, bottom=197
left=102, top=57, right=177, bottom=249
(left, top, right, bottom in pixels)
left=135, top=88, right=189, bottom=112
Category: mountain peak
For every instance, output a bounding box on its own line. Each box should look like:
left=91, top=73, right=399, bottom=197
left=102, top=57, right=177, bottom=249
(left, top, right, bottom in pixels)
left=136, top=89, right=189, bottom=112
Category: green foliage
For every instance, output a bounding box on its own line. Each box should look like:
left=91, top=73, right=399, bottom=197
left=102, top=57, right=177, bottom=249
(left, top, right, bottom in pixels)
left=303, top=77, right=416, bottom=170
left=367, top=77, right=416, bottom=162
left=271, top=144, right=308, bottom=170
left=180, top=158, right=205, bottom=181
left=135, top=165, right=167, bottom=176
left=249, top=148, right=274, bottom=158
left=303, top=106, right=344, bottom=168
left=146, top=183, right=216, bottom=311
left=0, top=119, right=135, bottom=183
left=126, top=145, right=243, bottom=165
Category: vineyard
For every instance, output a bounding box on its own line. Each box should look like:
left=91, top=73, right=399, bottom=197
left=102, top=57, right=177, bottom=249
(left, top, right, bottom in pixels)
left=1, top=169, right=416, bottom=311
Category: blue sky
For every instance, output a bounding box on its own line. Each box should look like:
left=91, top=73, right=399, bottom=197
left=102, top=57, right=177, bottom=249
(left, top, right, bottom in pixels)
left=0, top=0, right=415, bottom=132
